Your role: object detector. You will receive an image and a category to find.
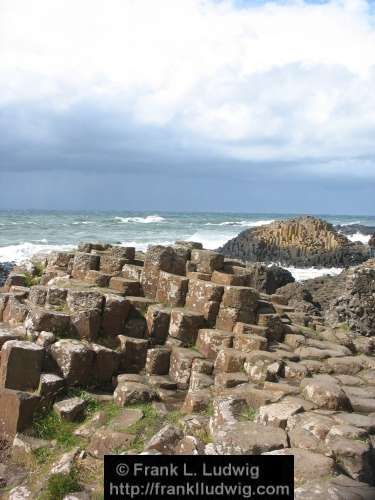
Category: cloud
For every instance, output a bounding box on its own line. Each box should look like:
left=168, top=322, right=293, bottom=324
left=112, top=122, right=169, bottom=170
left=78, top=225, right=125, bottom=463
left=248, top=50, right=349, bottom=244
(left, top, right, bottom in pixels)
left=0, top=0, right=375, bottom=181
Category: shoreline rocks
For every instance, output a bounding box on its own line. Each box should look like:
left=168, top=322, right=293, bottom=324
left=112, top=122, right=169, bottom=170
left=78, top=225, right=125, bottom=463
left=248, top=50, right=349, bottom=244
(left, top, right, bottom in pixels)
left=0, top=238, right=375, bottom=497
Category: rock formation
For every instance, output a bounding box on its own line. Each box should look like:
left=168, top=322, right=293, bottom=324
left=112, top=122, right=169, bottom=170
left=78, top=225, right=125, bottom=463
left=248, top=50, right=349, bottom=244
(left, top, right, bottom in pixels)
left=219, top=216, right=370, bottom=267
left=0, top=242, right=374, bottom=498
left=278, top=259, right=375, bottom=337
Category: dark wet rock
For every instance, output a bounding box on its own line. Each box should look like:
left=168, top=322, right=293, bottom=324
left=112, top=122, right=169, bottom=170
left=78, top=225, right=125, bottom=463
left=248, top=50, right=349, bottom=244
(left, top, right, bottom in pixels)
left=219, top=216, right=369, bottom=267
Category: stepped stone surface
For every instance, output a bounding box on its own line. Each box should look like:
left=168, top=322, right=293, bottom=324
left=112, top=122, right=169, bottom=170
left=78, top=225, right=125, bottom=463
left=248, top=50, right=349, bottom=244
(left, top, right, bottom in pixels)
left=1, top=235, right=375, bottom=497
left=219, top=216, right=369, bottom=267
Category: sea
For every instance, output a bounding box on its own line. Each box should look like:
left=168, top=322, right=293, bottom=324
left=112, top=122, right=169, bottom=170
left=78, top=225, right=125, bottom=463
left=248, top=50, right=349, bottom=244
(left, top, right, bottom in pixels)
left=0, top=211, right=374, bottom=282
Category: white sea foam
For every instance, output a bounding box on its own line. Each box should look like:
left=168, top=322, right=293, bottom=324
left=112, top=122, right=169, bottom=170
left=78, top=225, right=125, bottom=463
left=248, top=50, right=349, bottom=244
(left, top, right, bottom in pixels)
left=71, top=221, right=95, bottom=225
left=347, top=232, right=371, bottom=244
left=0, top=242, right=75, bottom=264
left=114, top=215, right=166, bottom=224
left=186, top=231, right=230, bottom=250
left=285, top=266, right=343, bottom=281
left=338, top=221, right=362, bottom=226
left=204, top=219, right=274, bottom=227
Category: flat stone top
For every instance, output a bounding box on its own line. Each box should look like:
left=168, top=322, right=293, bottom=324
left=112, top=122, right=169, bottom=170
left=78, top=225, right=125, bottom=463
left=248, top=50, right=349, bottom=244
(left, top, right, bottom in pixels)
left=54, top=397, right=85, bottom=411
left=2, top=339, right=44, bottom=351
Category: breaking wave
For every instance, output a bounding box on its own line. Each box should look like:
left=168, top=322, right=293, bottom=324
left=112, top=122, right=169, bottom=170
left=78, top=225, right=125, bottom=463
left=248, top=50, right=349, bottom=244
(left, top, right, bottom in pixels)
left=204, top=219, right=274, bottom=227
left=347, top=232, right=371, bottom=244
left=0, top=242, right=75, bottom=264
left=114, top=215, right=166, bottom=224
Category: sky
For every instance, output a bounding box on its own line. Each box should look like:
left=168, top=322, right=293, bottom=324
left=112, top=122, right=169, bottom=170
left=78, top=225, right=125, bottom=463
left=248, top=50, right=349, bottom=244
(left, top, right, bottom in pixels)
left=0, top=0, right=375, bottom=214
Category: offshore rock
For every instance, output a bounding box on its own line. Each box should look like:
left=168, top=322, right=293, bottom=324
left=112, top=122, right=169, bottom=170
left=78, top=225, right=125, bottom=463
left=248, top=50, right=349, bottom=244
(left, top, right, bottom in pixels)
left=219, top=216, right=369, bottom=267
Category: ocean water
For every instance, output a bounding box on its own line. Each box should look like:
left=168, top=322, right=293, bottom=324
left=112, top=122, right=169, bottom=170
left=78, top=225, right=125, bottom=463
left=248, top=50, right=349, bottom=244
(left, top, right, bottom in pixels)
left=0, top=210, right=374, bottom=281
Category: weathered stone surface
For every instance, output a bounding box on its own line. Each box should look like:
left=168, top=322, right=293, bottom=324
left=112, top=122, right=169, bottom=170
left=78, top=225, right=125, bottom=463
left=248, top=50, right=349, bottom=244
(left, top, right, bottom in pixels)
left=256, top=402, right=303, bottom=429
left=209, top=421, right=288, bottom=454
left=246, top=264, right=295, bottom=294
left=28, top=286, right=48, bottom=306
left=47, top=251, right=72, bottom=270
left=36, top=331, right=56, bottom=347
left=169, top=347, right=203, bottom=389
left=99, top=254, right=127, bottom=274
left=2, top=296, right=28, bottom=325
left=214, top=372, right=248, bottom=388
left=141, top=245, right=186, bottom=299
left=329, top=438, right=374, bottom=484
left=189, top=372, right=214, bottom=391
left=53, top=397, right=85, bottom=421
left=49, top=339, right=94, bottom=386
left=191, top=358, right=214, bottom=375
left=145, top=348, right=171, bottom=375
left=182, top=389, right=211, bottom=413
left=114, top=381, right=157, bottom=406
left=196, top=329, right=233, bottom=359
left=85, top=270, right=111, bottom=288
left=91, top=343, right=119, bottom=384
left=110, top=246, right=136, bottom=260
left=3, top=274, right=27, bottom=292
left=190, top=249, right=224, bottom=274
left=169, top=308, right=206, bottom=345
left=287, top=412, right=336, bottom=452
left=175, top=435, right=205, bottom=455
left=145, top=424, right=183, bottom=454
left=25, top=307, right=71, bottom=336
left=156, top=272, right=189, bottom=307
left=216, top=306, right=256, bottom=332
left=332, top=412, right=375, bottom=433
left=233, top=322, right=266, bottom=337
left=122, top=263, right=143, bottom=282
left=0, top=390, right=40, bottom=439
left=117, top=335, right=148, bottom=373
left=146, top=304, right=171, bottom=344
left=46, top=287, right=68, bottom=307
left=209, top=394, right=247, bottom=431
left=109, top=277, right=141, bottom=296
left=38, top=373, right=65, bottom=399
left=88, top=429, right=134, bottom=458
left=66, top=290, right=104, bottom=313
left=233, top=333, right=267, bottom=353
left=70, top=309, right=101, bottom=341
left=101, top=294, right=130, bottom=337
left=243, top=351, right=283, bottom=383
left=0, top=340, right=43, bottom=391
left=72, top=253, right=100, bottom=279
left=325, top=424, right=368, bottom=442
left=185, top=279, right=223, bottom=326
left=214, top=348, right=246, bottom=373
left=211, top=271, right=247, bottom=286
left=257, top=314, right=286, bottom=342
left=301, top=378, right=352, bottom=410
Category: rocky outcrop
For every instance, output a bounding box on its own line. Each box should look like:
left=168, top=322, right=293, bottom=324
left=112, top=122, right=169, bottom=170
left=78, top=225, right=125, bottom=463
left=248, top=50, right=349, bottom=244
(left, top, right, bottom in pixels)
left=0, top=240, right=375, bottom=496
left=219, top=216, right=370, bottom=267
left=326, top=260, right=375, bottom=337
left=278, top=259, right=375, bottom=337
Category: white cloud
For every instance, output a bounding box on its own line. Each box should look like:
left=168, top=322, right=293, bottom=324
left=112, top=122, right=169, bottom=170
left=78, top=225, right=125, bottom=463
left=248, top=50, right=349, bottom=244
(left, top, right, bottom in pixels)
left=1, top=0, right=375, bottom=176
